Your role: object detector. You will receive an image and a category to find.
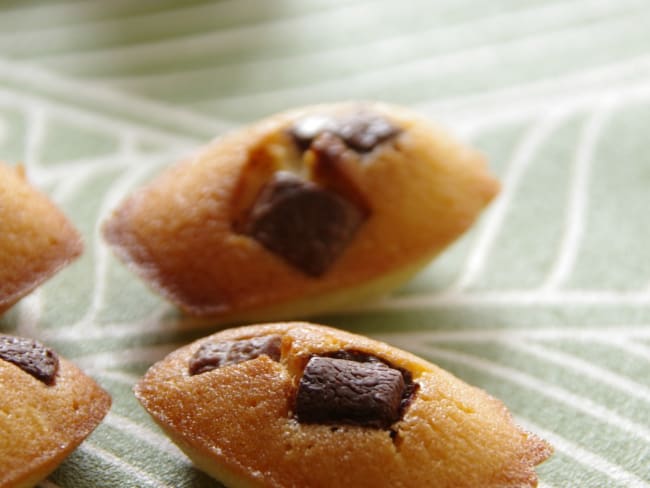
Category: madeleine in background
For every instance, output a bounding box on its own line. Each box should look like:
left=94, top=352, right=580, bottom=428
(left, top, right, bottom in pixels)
left=104, top=102, right=498, bottom=321
left=0, top=163, right=83, bottom=313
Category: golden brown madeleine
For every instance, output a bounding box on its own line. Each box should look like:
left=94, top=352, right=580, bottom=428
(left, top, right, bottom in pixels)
left=104, top=102, right=499, bottom=319
left=135, top=323, right=551, bottom=488
left=0, top=335, right=111, bottom=488
left=0, top=163, right=83, bottom=313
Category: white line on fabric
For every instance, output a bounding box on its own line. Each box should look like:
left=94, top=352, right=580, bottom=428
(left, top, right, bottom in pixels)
left=0, top=56, right=232, bottom=135
left=401, top=344, right=650, bottom=444
left=22, top=106, right=46, bottom=169
left=91, top=368, right=140, bottom=386
left=2, top=56, right=649, bottom=171
left=417, top=53, right=650, bottom=114
left=88, top=0, right=646, bottom=87
left=39, top=320, right=208, bottom=343
left=0, top=0, right=360, bottom=46
left=516, top=417, right=650, bottom=488
left=449, top=112, right=568, bottom=292
left=118, top=130, right=138, bottom=157
left=0, top=57, right=232, bottom=135
left=503, top=339, right=650, bottom=404
left=47, top=321, right=650, bottom=345
left=46, top=161, right=121, bottom=206
left=15, top=291, right=43, bottom=347
left=79, top=442, right=177, bottom=488
left=0, top=113, right=7, bottom=147
left=27, top=147, right=186, bottom=188
left=347, top=289, right=650, bottom=311
left=193, top=11, right=650, bottom=111
left=1, top=3, right=643, bottom=153
left=41, top=316, right=650, bottom=347
left=373, top=326, right=650, bottom=344
left=0, top=93, right=197, bottom=154
left=541, top=103, right=614, bottom=290
left=76, top=159, right=166, bottom=330
left=27, top=155, right=127, bottom=187
left=608, top=340, right=650, bottom=362
left=428, top=79, right=650, bottom=138
left=72, top=343, right=182, bottom=370
left=103, top=412, right=190, bottom=462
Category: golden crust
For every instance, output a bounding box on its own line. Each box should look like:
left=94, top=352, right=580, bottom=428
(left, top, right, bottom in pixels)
left=0, top=163, right=83, bottom=313
left=104, top=102, right=499, bottom=317
left=135, top=322, right=551, bottom=488
left=0, top=341, right=111, bottom=488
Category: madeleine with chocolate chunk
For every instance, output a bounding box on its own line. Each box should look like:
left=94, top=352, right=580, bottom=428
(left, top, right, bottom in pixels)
left=135, top=322, right=551, bottom=488
left=103, top=102, right=498, bottom=320
left=0, top=163, right=83, bottom=314
left=0, top=335, right=111, bottom=488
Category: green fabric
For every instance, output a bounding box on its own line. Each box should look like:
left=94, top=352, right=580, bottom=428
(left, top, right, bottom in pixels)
left=0, top=1, right=649, bottom=487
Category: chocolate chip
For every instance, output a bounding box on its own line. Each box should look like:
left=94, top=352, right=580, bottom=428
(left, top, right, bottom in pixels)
left=244, top=171, right=365, bottom=277
left=189, top=335, right=282, bottom=375
left=325, top=350, right=419, bottom=413
left=0, top=335, right=59, bottom=385
left=336, top=114, right=400, bottom=153
left=290, top=112, right=400, bottom=154
left=295, top=356, right=406, bottom=429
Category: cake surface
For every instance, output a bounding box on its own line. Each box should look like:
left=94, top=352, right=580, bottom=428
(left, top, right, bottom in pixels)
left=0, top=163, right=83, bottom=313
left=104, top=102, right=498, bottom=319
left=0, top=335, right=111, bottom=488
left=135, top=322, right=551, bottom=488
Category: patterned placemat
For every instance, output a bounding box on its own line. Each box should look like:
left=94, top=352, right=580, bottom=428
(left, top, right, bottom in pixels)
left=1, top=1, right=649, bottom=486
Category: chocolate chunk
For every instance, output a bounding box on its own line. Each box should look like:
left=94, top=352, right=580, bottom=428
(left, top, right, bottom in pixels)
left=0, top=335, right=59, bottom=385
left=189, top=335, right=282, bottom=375
left=244, top=171, right=365, bottom=277
left=295, top=356, right=406, bottom=429
left=336, top=114, right=400, bottom=153
left=325, top=350, right=419, bottom=412
left=290, top=112, right=400, bottom=153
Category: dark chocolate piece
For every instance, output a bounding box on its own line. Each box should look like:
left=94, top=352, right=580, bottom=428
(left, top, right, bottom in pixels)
left=325, top=349, right=419, bottom=413
left=0, top=335, right=59, bottom=385
left=295, top=356, right=406, bottom=429
left=336, top=114, right=400, bottom=153
left=290, top=112, right=400, bottom=153
left=244, top=171, right=365, bottom=277
left=189, top=335, right=282, bottom=375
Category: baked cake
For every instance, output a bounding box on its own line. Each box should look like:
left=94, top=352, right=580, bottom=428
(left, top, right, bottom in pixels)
left=0, top=163, right=83, bottom=313
left=0, top=335, right=111, bottom=488
left=104, top=102, right=498, bottom=321
left=135, top=322, right=551, bottom=488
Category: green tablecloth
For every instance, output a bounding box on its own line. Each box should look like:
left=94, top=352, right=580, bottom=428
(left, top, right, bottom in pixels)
left=1, top=1, right=649, bottom=487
